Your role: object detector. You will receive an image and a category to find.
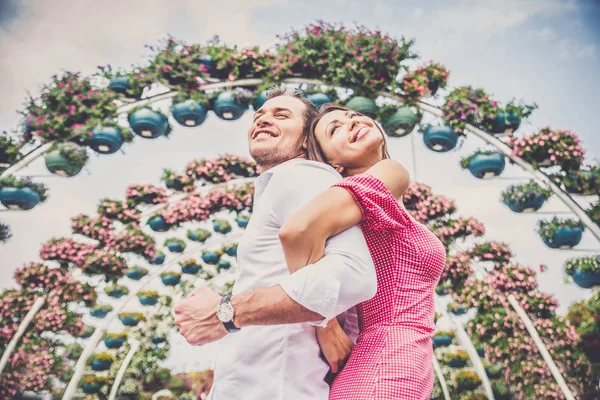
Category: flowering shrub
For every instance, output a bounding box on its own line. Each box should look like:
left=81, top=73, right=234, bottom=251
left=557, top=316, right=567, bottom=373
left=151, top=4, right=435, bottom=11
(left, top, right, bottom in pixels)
left=399, top=61, right=449, bottom=104
left=565, top=255, right=600, bottom=275
left=89, top=351, right=115, bottom=363
left=148, top=37, right=208, bottom=89
left=81, top=250, right=128, bottom=281
left=71, top=214, right=114, bottom=243
left=515, top=291, right=558, bottom=319
left=162, top=169, right=196, bottom=192
left=13, top=262, right=97, bottom=306
left=0, top=131, right=22, bottom=165
left=501, top=180, right=552, bottom=206
left=107, top=226, right=156, bottom=259
left=0, top=175, right=49, bottom=202
left=0, top=221, right=12, bottom=243
left=587, top=199, right=600, bottom=227
left=20, top=71, right=118, bottom=142
left=39, top=237, right=97, bottom=267
left=430, top=217, right=485, bottom=247
left=97, top=198, right=141, bottom=224
left=164, top=238, right=186, bottom=249
left=185, top=154, right=257, bottom=183
left=507, top=127, right=585, bottom=171
left=442, top=86, right=498, bottom=135
left=440, top=252, right=473, bottom=291
left=455, top=280, right=508, bottom=312
left=488, top=264, right=538, bottom=294
left=104, top=284, right=129, bottom=296
left=274, top=21, right=415, bottom=95
left=126, top=184, right=168, bottom=205
left=408, top=194, right=456, bottom=224
left=402, top=182, right=433, bottom=208
left=119, top=312, right=146, bottom=322
left=203, top=36, right=273, bottom=80
left=552, top=165, right=600, bottom=195
left=161, top=271, right=182, bottom=278
left=452, top=370, right=481, bottom=392
left=536, top=217, right=584, bottom=242
left=471, top=241, right=512, bottom=264
left=503, top=99, right=538, bottom=119
left=137, top=290, right=159, bottom=298
left=49, top=142, right=89, bottom=168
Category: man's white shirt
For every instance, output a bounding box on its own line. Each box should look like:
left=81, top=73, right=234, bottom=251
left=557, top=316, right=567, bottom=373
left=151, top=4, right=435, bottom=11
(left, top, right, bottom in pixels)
left=211, top=159, right=376, bottom=400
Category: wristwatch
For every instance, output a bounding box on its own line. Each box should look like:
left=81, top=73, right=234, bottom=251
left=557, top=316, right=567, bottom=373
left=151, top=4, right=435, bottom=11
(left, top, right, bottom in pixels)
left=216, top=295, right=240, bottom=333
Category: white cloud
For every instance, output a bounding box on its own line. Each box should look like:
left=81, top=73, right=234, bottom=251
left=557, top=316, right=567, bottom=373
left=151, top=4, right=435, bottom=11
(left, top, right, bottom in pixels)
left=534, top=27, right=556, bottom=40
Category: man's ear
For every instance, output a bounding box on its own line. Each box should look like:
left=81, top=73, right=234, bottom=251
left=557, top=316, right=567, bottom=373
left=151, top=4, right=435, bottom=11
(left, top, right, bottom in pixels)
left=301, top=137, right=308, bottom=150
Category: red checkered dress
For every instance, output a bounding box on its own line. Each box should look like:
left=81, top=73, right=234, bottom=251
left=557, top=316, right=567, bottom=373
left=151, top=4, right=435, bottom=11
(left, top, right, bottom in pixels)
left=330, top=174, right=446, bottom=400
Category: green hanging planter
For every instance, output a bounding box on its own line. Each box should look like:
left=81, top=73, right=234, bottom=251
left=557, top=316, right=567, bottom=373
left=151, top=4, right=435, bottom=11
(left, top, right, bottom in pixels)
left=44, top=150, right=83, bottom=177
left=383, top=107, right=417, bottom=138
left=345, top=96, right=378, bottom=118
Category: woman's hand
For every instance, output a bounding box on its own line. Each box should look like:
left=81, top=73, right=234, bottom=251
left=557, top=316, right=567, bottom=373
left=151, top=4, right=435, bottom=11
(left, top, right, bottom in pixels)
left=316, top=319, right=354, bottom=373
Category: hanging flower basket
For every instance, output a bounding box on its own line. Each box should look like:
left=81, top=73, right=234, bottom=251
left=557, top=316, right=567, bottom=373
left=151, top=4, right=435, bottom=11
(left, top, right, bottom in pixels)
left=435, top=281, right=451, bottom=296
left=453, top=370, right=481, bottom=392
left=565, top=256, right=600, bottom=289
left=217, top=259, right=232, bottom=271
left=235, top=215, right=250, bottom=228
left=213, top=219, right=232, bottom=234
left=491, top=111, right=521, bottom=135
left=501, top=181, right=551, bottom=213
left=344, top=96, right=377, bottom=118
left=0, top=176, right=47, bottom=210
left=447, top=302, right=468, bottom=315
left=99, top=65, right=152, bottom=100
left=212, top=89, right=252, bottom=121
left=187, top=228, right=212, bottom=242
left=119, top=312, right=146, bottom=327
left=475, top=344, right=485, bottom=358
left=305, top=92, right=333, bottom=107
left=148, top=215, right=171, bottom=232
left=252, top=90, right=268, bottom=110
left=89, top=352, right=114, bottom=371
left=44, top=143, right=88, bottom=177
left=181, top=259, right=201, bottom=274
left=104, top=333, right=127, bottom=349
left=442, top=350, right=470, bottom=368
left=557, top=167, right=600, bottom=196
left=423, top=125, right=458, bottom=152
left=108, top=75, right=131, bottom=97
left=161, top=271, right=181, bottom=286
left=432, top=331, right=455, bottom=347
left=137, top=290, right=159, bottom=306
left=162, top=170, right=195, bottom=192
left=79, top=326, right=95, bottom=338
left=0, top=133, right=22, bottom=167
left=128, top=107, right=170, bottom=139
left=224, top=243, right=238, bottom=257
left=380, top=106, right=418, bottom=138
left=152, top=336, right=166, bottom=344
left=165, top=238, right=186, bottom=253
left=171, top=99, right=208, bottom=127
left=460, top=151, right=506, bottom=179
left=90, top=304, right=113, bottom=319
left=81, top=375, right=109, bottom=394
left=147, top=250, right=166, bottom=265
left=126, top=266, right=149, bottom=280
left=201, top=250, right=221, bottom=265
left=86, top=125, right=127, bottom=155
left=537, top=217, right=584, bottom=249
left=104, top=284, right=129, bottom=299
left=484, top=362, right=503, bottom=379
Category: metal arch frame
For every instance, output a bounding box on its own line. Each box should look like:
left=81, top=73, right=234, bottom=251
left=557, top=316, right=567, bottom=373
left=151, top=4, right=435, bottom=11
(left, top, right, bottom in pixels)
left=431, top=355, right=451, bottom=400
left=62, top=231, right=243, bottom=400
left=434, top=296, right=495, bottom=399
left=2, top=77, right=597, bottom=246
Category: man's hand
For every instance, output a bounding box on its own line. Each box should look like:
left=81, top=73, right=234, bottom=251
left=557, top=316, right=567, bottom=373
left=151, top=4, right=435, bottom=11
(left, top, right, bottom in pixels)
left=173, top=287, right=227, bottom=346
left=316, top=319, right=354, bottom=373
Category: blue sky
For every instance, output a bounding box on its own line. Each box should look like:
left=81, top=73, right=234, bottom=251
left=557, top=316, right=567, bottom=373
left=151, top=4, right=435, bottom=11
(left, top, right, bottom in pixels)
left=0, top=0, right=599, bottom=371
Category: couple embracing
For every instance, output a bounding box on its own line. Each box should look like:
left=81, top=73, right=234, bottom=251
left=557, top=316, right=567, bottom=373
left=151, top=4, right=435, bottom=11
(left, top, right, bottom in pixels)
left=174, top=86, right=446, bottom=400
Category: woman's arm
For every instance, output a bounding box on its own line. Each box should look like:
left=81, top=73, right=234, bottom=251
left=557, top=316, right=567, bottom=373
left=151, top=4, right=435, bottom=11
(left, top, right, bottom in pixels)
left=279, top=159, right=409, bottom=274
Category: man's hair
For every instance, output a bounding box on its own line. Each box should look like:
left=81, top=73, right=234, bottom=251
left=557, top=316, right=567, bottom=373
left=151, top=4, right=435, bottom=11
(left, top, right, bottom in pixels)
left=307, top=103, right=390, bottom=167
left=265, top=86, right=319, bottom=153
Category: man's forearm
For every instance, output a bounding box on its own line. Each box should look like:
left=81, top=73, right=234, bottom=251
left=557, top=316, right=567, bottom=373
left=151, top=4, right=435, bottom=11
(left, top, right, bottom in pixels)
left=230, top=285, right=324, bottom=328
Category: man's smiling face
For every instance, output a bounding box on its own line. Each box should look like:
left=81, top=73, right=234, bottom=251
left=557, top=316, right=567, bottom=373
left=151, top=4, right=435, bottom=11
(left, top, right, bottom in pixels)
left=247, top=95, right=308, bottom=171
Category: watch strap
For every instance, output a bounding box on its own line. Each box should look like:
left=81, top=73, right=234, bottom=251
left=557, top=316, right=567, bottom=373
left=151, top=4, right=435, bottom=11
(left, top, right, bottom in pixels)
left=220, top=295, right=240, bottom=333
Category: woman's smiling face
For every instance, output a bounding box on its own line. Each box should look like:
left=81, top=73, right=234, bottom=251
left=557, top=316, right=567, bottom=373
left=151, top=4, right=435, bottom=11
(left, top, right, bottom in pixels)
left=313, top=109, right=385, bottom=172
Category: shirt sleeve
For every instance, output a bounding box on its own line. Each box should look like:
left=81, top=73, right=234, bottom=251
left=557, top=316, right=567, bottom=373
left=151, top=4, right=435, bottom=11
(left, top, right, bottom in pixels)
left=273, top=162, right=377, bottom=326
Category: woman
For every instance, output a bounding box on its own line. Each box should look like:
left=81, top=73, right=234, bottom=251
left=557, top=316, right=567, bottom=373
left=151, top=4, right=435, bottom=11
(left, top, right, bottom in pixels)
left=278, top=104, right=446, bottom=399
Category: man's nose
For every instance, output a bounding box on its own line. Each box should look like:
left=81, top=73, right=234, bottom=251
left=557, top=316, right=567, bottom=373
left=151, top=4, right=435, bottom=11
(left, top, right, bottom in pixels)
left=256, top=115, right=273, bottom=126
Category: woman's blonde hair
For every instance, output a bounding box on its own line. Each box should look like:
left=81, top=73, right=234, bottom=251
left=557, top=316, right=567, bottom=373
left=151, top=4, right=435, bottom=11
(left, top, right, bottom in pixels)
left=307, top=104, right=390, bottom=168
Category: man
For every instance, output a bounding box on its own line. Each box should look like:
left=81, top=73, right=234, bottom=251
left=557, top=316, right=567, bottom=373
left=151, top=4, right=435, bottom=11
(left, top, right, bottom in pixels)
left=174, top=87, right=376, bottom=400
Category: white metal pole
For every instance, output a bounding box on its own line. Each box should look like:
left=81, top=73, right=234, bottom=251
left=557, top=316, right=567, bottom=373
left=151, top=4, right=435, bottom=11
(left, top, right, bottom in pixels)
left=507, top=294, right=575, bottom=400
left=107, top=340, right=140, bottom=400
left=0, top=296, right=45, bottom=376
left=432, top=355, right=451, bottom=400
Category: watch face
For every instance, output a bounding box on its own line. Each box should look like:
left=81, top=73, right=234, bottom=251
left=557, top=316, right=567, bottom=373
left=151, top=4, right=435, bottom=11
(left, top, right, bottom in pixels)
left=217, top=302, right=234, bottom=323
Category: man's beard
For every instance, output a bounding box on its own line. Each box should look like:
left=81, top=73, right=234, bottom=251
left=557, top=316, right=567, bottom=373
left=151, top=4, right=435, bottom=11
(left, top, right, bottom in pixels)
left=250, top=140, right=305, bottom=170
